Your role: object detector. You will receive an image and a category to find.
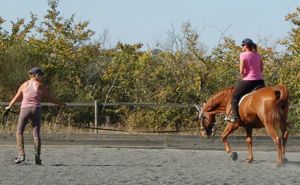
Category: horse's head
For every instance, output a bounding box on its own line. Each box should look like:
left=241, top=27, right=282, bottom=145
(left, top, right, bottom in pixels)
left=194, top=104, right=216, bottom=138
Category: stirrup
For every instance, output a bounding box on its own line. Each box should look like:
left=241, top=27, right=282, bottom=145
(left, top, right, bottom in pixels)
left=14, top=155, right=25, bottom=164
left=225, top=115, right=237, bottom=123
left=35, top=154, right=42, bottom=165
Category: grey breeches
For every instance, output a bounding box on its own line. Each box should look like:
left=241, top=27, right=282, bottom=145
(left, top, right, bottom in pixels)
left=17, top=107, right=41, bottom=138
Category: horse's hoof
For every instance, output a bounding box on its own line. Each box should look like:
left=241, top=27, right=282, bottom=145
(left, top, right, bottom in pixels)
left=246, top=159, right=253, bottom=164
left=231, top=152, right=238, bottom=161
left=276, top=162, right=283, bottom=167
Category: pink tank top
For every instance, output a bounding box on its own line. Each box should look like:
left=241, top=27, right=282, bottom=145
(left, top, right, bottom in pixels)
left=240, top=51, right=263, bottom=80
left=21, top=80, right=42, bottom=108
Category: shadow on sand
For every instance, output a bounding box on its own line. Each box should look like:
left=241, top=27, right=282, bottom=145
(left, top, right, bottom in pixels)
left=51, top=163, right=163, bottom=167
left=285, top=160, right=300, bottom=166
left=81, top=164, right=163, bottom=167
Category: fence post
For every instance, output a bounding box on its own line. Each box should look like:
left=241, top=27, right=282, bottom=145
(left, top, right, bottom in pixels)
left=94, top=100, right=98, bottom=134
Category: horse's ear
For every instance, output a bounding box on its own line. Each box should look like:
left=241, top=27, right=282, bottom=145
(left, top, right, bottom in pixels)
left=194, top=104, right=201, bottom=112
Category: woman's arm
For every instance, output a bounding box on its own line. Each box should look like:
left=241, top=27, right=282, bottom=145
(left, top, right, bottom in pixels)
left=7, top=84, right=24, bottom=109
left=239, top=59, right=245, bottom=79
left=42, top=86, right=64, bottom=106
left=260, top=59, right=264, bottom=73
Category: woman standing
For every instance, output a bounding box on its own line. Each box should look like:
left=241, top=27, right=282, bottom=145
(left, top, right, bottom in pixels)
left=226, top=38, right=265, bottom=123
left=6, top=67, right=64, bottom=165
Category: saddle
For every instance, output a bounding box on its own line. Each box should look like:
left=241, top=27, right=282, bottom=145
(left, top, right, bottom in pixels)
left=238, top=85, right=264, bottom=106
left=225, top=85, right=264, bottom=122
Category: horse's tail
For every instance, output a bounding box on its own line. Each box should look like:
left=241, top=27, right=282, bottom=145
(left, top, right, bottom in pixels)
left=272, top=85, right=289, bottom=126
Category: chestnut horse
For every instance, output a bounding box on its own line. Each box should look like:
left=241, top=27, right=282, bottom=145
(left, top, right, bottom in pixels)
left=195, top=85, right=289, bottom=165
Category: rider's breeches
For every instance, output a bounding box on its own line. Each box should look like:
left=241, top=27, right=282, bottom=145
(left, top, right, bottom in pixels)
left=16, top=107, right=41, bottom=155
left=231, top=80, right=265, bottom=116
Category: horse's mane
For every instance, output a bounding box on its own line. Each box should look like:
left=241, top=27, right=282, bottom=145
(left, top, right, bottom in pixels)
left=204, top=86, right=234, bottom=112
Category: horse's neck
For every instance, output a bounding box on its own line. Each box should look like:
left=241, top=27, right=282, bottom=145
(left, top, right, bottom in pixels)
left=203, top=87, right=233, bottom=114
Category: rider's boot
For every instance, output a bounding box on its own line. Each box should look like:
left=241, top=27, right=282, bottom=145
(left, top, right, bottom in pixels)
left=225, top=100, right=239, bottom=123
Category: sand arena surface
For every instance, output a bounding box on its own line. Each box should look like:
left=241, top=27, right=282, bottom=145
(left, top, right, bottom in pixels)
left=0, top=145, right=299, bottom=185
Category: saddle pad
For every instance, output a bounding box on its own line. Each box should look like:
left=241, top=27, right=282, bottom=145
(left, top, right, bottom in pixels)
left=239, top=91, right=255, bottom=106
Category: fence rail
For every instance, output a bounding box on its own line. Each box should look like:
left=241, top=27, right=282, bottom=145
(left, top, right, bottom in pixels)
left=0, top=101, right=299, bottom=134
left=0, top=101, right=198, bottom=134
left=0, top=102, right=196, bottom=107
left=1, top=102, right=298, bottom=108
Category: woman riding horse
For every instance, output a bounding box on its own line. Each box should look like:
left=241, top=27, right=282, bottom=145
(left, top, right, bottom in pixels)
left=195, top=39, right=289, bottom=165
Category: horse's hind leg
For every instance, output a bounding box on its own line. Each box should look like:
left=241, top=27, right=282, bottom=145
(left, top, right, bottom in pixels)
left=265, top=124, right=283, bottom=165
left=221, top=122, right=239, bottom=154
left=281, top=126, right=288, bottom=161
left=245, top=127, right=253, bottom=163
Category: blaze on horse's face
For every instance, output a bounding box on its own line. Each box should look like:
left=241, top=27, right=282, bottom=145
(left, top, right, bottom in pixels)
left=195, top=104, right=215, bottom=138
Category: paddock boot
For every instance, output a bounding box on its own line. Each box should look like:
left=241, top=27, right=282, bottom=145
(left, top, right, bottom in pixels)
left=34, top=137, right=42, bottom=165
left=225, top=100, right=239, bottom=123
left=35, top=153, right=42, bottom=165
left=14, top=154, right=25, bottom=164
left=225, top=114, right=238, bottom=123
left=15, top=134, right=25, bottom=164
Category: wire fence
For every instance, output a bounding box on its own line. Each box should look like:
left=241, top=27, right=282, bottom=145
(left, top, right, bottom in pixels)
left=0, top=101, right=199, bottom=134
left=0, top=101, right=299, bottom=134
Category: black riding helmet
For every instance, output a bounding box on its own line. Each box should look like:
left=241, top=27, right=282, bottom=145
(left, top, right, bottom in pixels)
left=29, top=67, right=44, bottom=76
left=241, top=38, right=254, bottom=46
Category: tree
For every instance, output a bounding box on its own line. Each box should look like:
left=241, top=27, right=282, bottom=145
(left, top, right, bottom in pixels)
left=0, top=14, right=37, bottom=99
left=32, top=0, right=100, bottom=101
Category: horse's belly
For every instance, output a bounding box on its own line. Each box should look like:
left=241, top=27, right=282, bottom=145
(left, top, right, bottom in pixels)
left=251, top=122, right=264, bottom=128
left=241, top=115, right=263, bottom=128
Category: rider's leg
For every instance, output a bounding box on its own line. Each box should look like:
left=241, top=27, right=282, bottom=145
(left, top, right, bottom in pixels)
left=227, top=80, right=253, bottom=122
left=230, top=99, right=239, bottom=122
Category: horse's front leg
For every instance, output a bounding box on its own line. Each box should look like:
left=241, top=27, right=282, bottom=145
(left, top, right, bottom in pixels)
left=245, top=127, right=253, bottom=163
left=221, top=123, right=239, bottom=154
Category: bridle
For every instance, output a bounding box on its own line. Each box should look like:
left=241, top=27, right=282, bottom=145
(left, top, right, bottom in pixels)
left=194, top=104, right=206, bottom=134
left=194, top=104, right=216, bottom=137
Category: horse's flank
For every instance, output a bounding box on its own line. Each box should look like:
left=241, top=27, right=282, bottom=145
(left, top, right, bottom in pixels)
left=238, top=85, right=289, bottom=128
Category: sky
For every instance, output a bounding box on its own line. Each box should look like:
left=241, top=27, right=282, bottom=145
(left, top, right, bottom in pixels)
left=0, top=0, right=299, bottom=51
